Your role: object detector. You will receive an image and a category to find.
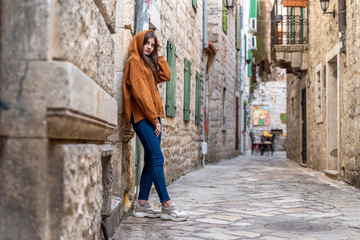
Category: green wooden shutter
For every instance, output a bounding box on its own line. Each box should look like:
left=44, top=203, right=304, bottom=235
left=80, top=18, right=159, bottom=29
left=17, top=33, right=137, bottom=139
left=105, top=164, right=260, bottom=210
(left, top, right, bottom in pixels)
left=222, top=4, right=227, bottom=34
left=183, top=58, right=191, bottom=122
left=166, top=40, right=176, bottom=117
left=236, top=14, right=241, bottom=50
left=192, top=0, right=197, bottom=12
left=195, top=71, right=201, bottom=125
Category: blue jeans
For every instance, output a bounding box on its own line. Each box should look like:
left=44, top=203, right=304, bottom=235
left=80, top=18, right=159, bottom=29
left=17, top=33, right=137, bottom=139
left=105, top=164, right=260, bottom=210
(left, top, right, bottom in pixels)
left=132, top=118, right=170, bottom=203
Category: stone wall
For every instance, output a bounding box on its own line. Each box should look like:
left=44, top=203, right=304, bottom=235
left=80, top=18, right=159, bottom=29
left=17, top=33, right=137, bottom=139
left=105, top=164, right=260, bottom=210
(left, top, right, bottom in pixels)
left=207, top=2, right=241, bottom=162
left=305, top=0, right=339, bottom=171
left=47, top=145, right=103, bottom=239
left=146, top=0, right=204, bottom=182
left=285, top=0, right=360, bottom=188
left=286, top=74, right=304, bottom=163
left=341, top=0, right=360, bottom=187
left=0, top=0, right=117, bottom=239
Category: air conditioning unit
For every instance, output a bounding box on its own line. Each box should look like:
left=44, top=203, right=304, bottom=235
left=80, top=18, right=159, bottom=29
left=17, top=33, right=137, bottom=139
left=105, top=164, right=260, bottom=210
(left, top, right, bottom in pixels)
left=248, top=36, right=257, bottom=50
left=249, top=18, right=257, bottom=32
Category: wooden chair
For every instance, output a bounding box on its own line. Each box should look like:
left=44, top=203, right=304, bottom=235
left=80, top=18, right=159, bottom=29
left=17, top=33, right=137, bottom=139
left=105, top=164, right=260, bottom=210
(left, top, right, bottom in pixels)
left=250, top=132, right=262, bottom=155
left=261, top=133, right=276, bottom=155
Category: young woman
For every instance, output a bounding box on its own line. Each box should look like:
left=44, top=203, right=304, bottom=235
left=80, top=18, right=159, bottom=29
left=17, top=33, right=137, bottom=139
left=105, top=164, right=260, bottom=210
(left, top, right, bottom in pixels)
left=122, top=30, right=189, bottom=222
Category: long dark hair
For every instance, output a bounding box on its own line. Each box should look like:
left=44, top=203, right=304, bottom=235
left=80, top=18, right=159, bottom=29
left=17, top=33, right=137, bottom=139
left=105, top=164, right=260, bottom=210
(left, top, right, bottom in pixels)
left=142, top=31, right=159, bottom=83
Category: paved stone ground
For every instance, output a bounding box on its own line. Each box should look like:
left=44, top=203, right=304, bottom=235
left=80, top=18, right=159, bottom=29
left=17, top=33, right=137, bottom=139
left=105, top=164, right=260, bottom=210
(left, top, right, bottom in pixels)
left=113, top=152, right=360, bottom=240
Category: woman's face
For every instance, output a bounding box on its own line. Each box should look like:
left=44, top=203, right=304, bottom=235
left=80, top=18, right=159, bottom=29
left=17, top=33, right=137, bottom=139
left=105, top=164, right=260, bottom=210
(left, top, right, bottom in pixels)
left=143, top=37, right=156, bottom=56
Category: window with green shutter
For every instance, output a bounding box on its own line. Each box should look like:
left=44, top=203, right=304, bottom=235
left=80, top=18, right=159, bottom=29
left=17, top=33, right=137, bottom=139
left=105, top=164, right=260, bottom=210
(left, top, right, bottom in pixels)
left=222, top=4, right=227, bottom=34
left=236, top=14, right=241, bottom=50
left=195, top=71, right=201, bottom=125
left=166, top=40, right=176, bottom=117
left=183, top=58, right=191, bottom=122
left=192, top=0, right=197, bottom=12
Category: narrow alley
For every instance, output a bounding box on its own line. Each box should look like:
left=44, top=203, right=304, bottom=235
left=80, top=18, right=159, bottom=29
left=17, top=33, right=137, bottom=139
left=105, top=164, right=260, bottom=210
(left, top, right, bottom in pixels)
left=114, top=153, right=360, bottom=240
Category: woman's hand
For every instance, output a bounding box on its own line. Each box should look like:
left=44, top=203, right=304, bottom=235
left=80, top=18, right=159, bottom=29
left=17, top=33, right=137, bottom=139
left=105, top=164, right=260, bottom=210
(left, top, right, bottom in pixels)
left=154, top=123, right=161, bottom=137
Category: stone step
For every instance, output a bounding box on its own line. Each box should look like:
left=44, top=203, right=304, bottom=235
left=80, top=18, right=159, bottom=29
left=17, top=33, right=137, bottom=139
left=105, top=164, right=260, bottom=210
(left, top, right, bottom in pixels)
left=103, top=196, right=124, bottom=238
left=324, top=169, right=338, bottom=180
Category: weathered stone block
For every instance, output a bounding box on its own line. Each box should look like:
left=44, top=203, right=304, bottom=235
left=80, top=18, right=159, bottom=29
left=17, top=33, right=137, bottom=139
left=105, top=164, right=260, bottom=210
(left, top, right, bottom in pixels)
left=48, top=144, right=103, bottom=240
left=97, top=15, right=115, bottom=96
left=45, top=61, right=117, bottom=140
left=115, top=0, right=135, bottom=30
left=114, top=72, right=125, bottom=109
left=0, top=138, right=48, bottom=240
left=94, top=0, right=116, bottom=33
left=2, top=0, right=50, bottom=60
left=113, top=29, right=132, bottom=73
left=51, top=0, right=115, bottom=97
left=101, top=153, right=113, bottom=216
left=111, top=142, right=123, bottom=195
left=0, top=61, right=47, bottom=138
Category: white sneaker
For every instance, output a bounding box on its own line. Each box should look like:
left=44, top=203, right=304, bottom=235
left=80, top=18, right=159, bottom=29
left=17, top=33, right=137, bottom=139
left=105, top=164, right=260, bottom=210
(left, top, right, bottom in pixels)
left=160, top=204, right=189, bottom=221
left=133, top=202, right=161, bottom=218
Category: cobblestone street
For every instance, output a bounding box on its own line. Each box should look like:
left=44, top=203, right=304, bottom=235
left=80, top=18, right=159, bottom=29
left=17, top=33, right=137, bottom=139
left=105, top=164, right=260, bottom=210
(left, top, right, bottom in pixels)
left=113, top=152, right=360, bottom=240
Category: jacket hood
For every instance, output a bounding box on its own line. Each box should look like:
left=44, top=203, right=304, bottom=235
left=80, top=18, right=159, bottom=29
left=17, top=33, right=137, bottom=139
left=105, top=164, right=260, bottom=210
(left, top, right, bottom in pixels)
left=128, top=30, right=153, bottom=57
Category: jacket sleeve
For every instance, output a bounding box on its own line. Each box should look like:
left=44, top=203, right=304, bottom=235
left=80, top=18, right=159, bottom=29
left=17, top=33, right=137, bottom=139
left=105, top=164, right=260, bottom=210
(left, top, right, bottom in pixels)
left=157, top=56, right=171, bottom=83
left=128, top=58, right=159, bottom=126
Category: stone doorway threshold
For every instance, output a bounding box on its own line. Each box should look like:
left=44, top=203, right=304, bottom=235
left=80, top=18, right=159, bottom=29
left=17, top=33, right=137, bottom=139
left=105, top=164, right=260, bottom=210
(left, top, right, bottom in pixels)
left=324, top=169, right=338, bottom=180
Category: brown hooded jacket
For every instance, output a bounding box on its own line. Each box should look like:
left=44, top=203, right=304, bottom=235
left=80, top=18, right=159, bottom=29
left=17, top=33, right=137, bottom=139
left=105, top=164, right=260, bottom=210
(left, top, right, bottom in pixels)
left=122, top=30, right=171, bottom=126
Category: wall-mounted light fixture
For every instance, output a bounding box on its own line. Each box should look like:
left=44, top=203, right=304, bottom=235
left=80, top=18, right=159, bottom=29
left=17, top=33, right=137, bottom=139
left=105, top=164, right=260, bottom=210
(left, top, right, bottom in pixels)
left=223, top=0, right=235, bottom=9
left=320, top=0, right=336, bottom=18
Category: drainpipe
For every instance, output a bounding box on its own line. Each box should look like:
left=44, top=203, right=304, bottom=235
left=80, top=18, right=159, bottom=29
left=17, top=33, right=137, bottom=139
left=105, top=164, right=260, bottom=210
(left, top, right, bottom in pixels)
left=135, top=0, right=149, bottom=33
left=201, top=0, right=208, bottom=167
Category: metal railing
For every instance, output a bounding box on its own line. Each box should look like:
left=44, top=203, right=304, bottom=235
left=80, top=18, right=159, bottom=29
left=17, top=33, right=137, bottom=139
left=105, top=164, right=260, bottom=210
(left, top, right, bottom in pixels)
left=275, top=15, right=308, bottom=45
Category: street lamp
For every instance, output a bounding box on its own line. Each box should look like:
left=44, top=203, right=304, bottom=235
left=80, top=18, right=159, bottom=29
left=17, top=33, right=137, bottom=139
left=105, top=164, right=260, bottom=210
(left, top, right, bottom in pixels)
left=320, top=0, right=335, bottom=18
left=223, top=0, right=235, bottom=9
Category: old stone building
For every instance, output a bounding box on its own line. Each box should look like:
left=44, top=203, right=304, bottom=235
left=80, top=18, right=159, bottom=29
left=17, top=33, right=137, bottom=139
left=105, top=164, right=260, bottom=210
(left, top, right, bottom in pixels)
left=1, top=0, right=245, bottom=239
left=206, top=1, right=243, bottom=162
left=272, top=0, right=360, bottom=188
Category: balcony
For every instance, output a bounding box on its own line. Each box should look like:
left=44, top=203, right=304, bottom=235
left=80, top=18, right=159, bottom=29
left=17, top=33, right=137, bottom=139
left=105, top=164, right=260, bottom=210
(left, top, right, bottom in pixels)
left=271, top=0, right=308, bottom=72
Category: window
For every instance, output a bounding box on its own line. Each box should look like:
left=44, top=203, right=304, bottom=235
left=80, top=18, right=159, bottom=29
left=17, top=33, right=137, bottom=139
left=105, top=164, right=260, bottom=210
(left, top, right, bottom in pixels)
left=183, top=58, right=191, bottom=122
left=315, top=63, right=323, bottom=123
left=195, top=72, right=201, bottom=125
left=166, top=40, right=176, bottom=117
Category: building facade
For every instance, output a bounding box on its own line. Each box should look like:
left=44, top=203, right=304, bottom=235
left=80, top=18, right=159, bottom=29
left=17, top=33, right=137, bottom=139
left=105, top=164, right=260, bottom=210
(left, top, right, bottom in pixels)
left=273, top=0, right=360, bottom=188
left=206, top=0, right=243, bottom=162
